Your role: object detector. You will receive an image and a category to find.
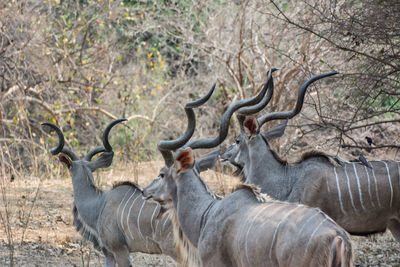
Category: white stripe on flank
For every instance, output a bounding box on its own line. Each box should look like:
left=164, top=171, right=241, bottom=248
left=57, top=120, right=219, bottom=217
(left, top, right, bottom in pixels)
left=352, top=163, right=366, bottom=211
left=379, top=160, right=393, bottom=208
left=239, top=208, right=255, bottom=266
left=163, top=213, right=171, bottom=230
left=298, top=211, right=321, bottom=234
left=371, top=165, right=382, bottom=207
left=269, top=206, right=300, bottom=260
left=155, top=219, right=160, bottom=235
left=117, top=189, right=132, bottom=216
left=344, top=164, right=356, bottom=212
left=363, top=166, right=375, bottom=208
left=126, top=194, right=142, bottom=240
left=244, top=204, right=272, bottom=265
left=150, top=203, right=159, bottom=238
left=398, top=162, right=400, bottom=187
left=305, top=218, right=327, bottom=253
left=326, top=176, right=331, bottom=193
left=334, top=167, right=346, bottom=214
left=120, top=189, right=137, bottom=232
left=137, top=200, right=147, bottom=240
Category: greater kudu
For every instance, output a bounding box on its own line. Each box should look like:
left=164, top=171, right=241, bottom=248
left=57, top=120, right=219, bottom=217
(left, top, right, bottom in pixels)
left=221, top=70, right=400, bottom=241
left=143, top=88, right=353, bottom=267
left=43, top=119, right=174, bottom=266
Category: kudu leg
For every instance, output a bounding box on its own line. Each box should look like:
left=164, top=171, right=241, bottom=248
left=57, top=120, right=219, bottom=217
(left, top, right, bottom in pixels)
left=113, top=247, right=132, bottom=267
left=103, top=249, right=116, bottom=267
left=388, top=217, right=400, bottom=243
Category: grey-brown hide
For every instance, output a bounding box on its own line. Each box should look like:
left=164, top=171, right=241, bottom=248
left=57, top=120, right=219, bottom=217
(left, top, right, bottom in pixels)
left=144, top=148, right=353, bottom=267
left=223, top=112, right=400, bottom=240
left=44, top=120, right=176, bottom=267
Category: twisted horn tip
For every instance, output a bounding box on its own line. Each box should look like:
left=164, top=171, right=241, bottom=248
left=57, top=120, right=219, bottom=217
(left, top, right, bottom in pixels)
left=41, top=122, right=64, bottom=155
left=185, top=83, right=216, bottom=109
left=102, top=118, right=127, bottom=152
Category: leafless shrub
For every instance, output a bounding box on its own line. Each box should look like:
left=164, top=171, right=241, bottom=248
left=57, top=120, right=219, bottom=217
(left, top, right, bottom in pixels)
left=268, top=0, right=400, bottom=158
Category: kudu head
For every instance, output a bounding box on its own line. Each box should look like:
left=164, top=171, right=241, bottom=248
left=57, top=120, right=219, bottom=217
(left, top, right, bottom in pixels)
left=221, top=71, right=338, bottom=176
left=144, top=148, right=220, bottom=205
left=42, top=119, right=126, bottom=184
left=144, top=76, right=272, bottom=203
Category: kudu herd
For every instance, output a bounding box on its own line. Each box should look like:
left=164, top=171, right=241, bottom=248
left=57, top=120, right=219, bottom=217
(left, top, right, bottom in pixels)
left=142, top=93, right=353, bottom=266
left=41, top=67, right=399, bottom=266
left=221, top=70, right=400, bottom=242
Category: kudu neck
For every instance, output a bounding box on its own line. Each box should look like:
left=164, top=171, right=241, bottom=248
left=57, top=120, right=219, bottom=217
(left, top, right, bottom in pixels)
left=70, top=162, right=104, bottom=228
left=173, top=170, right=216, bottom=247
left=245, top=136, right=293, bottom=200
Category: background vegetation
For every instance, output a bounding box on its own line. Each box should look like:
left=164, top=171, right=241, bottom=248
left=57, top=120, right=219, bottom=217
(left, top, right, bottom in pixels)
left=0, top=0, right=399, bottom=265
left=1, top=0, right=399, bottom=167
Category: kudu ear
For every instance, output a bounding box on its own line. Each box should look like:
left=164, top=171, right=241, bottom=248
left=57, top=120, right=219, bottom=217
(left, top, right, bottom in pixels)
left=261, top=120, right=288, bottom=141
left=195, top=148, right=220, bottom=173
left=87, top=151, right=114, bottom=172
left=243, top=116, right=259, bottom=139
left=59, top=154, right=72, bottom=169
left=174, top=148, right=194, bottom=176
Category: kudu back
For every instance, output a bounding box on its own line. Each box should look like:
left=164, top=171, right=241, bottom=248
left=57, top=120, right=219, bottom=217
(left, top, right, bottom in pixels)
left=143, top=81, right=353, bottom=266
left=221, top=70, right=400, bottom=241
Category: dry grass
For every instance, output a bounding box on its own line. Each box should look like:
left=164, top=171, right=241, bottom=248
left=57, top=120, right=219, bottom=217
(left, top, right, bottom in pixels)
left=0, top=161, right=399, bottom=266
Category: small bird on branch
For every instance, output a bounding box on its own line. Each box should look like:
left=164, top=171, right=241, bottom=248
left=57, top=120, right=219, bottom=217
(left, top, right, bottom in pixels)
left=365, top=136, right=373, bottom=146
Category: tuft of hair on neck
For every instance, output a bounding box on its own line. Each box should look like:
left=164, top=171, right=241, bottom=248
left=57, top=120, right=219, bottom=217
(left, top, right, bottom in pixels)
left=112, top=180, right=142, bottom=190
left=72, top=205, right=102, bottom=250
left=233, top=183, right=274, bottom=203
left=297, top=150, right=342, bottom=167
left=162, top=209, right=202, bottom=267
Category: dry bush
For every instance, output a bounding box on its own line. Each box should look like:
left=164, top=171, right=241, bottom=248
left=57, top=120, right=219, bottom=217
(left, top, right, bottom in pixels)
left=3, top=0, right=397, bottom=166
left=268, top=0, right=400, bottom=160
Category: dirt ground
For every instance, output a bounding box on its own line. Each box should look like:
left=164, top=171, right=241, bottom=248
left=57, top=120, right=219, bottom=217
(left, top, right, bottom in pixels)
left=1, top=160, right=400, bottom=266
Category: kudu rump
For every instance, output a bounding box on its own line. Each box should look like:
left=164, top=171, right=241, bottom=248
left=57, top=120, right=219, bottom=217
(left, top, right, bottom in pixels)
left=143, top=79, right=353, bottom=267
left=222, top=70, right=400, bottom=240
left=42, top=86, right=217, bottom=267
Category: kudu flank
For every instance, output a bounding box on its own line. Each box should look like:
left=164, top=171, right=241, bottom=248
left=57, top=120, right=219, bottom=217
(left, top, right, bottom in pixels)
left=144, top=73, right=353, bottom=266
left=222, top=70, right=400, bottom=241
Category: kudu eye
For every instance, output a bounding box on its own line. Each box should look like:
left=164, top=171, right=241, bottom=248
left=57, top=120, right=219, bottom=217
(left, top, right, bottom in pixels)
left=159, top=173, right=165, bottom=179
left=235, top=138, right=240, bottom=144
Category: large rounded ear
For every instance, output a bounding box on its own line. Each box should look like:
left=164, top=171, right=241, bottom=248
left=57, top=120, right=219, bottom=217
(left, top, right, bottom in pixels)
left=174, top=147, right=195, bottom=175
left=194, top=148, right=220, bottom=173
left=59, top=154, right=72, bottom=169
left=261, top=120, right=288, bottom=141
left=243, top=116, right=259, bottom=139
